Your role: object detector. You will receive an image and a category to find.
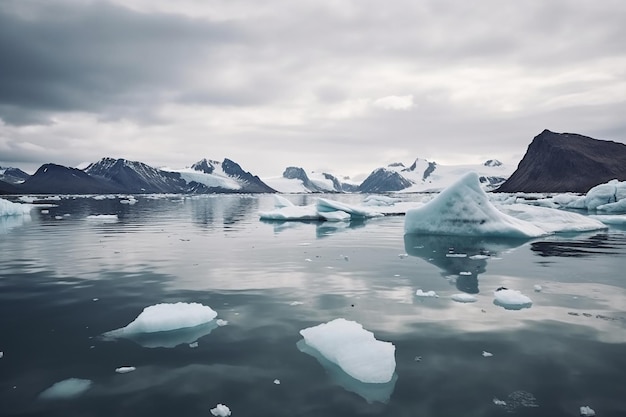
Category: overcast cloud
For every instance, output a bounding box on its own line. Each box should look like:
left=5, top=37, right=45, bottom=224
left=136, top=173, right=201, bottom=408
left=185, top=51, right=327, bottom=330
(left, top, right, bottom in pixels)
left=1, top=0, right=625, bottom=178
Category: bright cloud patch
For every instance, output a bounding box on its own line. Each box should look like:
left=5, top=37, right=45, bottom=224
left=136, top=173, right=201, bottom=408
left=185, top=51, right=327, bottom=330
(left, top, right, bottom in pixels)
left=373, top=95, right=414, bottom=110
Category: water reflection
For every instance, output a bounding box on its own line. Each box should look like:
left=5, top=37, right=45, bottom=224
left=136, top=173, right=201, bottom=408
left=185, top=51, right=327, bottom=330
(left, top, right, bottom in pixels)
left=403, top=234, right=526, bottom=293
left=261, top=218, right=367, bottom=238
left=531, top=232, right=625, bottom=257
left=296, top=340, right=397, bottom=404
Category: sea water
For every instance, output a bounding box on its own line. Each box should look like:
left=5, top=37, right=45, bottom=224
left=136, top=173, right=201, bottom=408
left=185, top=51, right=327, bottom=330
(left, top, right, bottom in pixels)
left=0, top=194, right=625, bottom=416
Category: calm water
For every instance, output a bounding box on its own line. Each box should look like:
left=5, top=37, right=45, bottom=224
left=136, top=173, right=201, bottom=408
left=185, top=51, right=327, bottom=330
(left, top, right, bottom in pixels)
left=1, top=194, right=625, bottom=417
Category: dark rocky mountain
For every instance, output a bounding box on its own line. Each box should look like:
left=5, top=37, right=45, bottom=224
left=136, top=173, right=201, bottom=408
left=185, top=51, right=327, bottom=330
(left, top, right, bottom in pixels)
left=0, top=179, right=20, bottom=194
left=190, top=158, right=218, bottom=174
left=84, top=158, right=188, bottom=193
left=20, top=164, right=123, bottom=194
left=220, top=159, right=276, bottom=193
left=282, top=166, right=325, bottom=192
left=0, top=167, right=30, bottom=184
left=358, top=167, right=413, bottom=193
left=321, top=173, right=359, bottom=192
left=496, top=130, right=626, bottom=193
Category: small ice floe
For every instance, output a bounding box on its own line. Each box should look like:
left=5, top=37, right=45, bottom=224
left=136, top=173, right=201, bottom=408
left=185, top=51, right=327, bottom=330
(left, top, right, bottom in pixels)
left=482, top=351, right=493, bottom=357
left=533, top=285, right=543, bottom=292
left=103, top=302, right=220, bottom=348
left=305, top=258, right=312, bottom=262
left=289, top=301, right=304, bottom=306
left=451, top=293, right=477, bottom=303
left=54, top=216, right=63, bottom=220
left=445, top=253, right=467, bottom=258
left=86, top=214, right=118, bottom=222
left=189, top=342, right=198, bottom=348
left=415, top=289, right=439, bottom=298
left=41, top=209, right=49, bottom=214
left=92, top=298, right=99, bottom=302
left=0, top=351, right=3, bottom=359
left=210, top=403, right=231, bottom=417
left=120, top=198, right=137, bottom=205
left=459, top=271, right=472, bottom=276
left=580, top=405, right=596, bottom=416
left=299, top=318, right=396, bottom=384
left=469, top=254, right=489, bottom=260
left=493, top=287, right=533, bottom=310
left=493, top=398, right=507, bottom=406
left=216, top=319, right=228, bottom=327
left=398, top=253, right=408, bottom=259
left=273, top=379, right=281, bottom=385
left=115, top=366, right=136, bottom=374
left=39, top=378, right=92, bottom=400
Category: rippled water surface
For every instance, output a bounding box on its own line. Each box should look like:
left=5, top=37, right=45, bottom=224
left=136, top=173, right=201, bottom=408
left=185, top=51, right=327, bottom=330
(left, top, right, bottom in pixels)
left=1, top=194, right=625, bottom=417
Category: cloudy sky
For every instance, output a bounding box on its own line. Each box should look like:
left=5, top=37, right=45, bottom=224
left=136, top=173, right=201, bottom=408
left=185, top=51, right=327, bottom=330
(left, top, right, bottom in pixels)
left=1, top=0, right=625, bottom=178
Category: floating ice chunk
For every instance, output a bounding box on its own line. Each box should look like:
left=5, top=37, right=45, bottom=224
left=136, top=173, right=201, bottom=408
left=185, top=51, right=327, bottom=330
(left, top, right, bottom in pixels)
left=120, top=198, right=137, bottom=205
left=317, top=198, right=383, bottom=219
left=299, top=318, right=396, bottom=384
left=469, top=254, right=489, bottom=260
left=580, top=405, right=596, bottom=416
left=363, top=195, right=399, bottom=206
left=493, top=398, right=507, bottom=406
left=1, top=198, right=32, bottom=216
left=319, top=210, right=351, bottom=222
left=459, top=271, right=472, bottom=276
left=210, top=404, right=231, bottom=417
left=498, top=204, right=606, bottom=233
left=115, top=366, right=136, bottom=374
left=189, top=342, right=198, bottom=348
left=216, top=319, right=228, bottom=326
left=107, top=302, right=217, bottom=334
left=259, top=204, right=320, bottom=221
left=55, top=215, right=63, bottom=220
left=589, top=214, right=626, bottom=225
left=39, top=378, right=92, bottom=400
left=446, top=253, right=467, bottom=258
left=0, top=351, right=3, bottom=358
left=86, top=214, right=118, bottom=222
left=289, top=301, right=304, bottom=306
left=415, top=290, right=439, bottom=298
left=597, top=198, right=626, bottom=213
left=273, top=195, right=294, bottom=208
left=451, top=293, right=477, bottom=303
left=534, top=285, right=543, bottom=292
left=494, top=288, right=532, bottom=310
left=567, top=179, right=626, bottom=211
left=482, top=351, right=493, bottom=357
left=41, top=209, right=49, bottom=214
left=404, top=172, right=546, bottom=238
left=273, top=379, right=281, bottom=385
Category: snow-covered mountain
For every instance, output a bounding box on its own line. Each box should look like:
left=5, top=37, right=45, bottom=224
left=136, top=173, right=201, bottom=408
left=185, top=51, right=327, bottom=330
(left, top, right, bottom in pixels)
left=359, top=158, right=513, bottom=193
left=0, top=166, right=30, bottom=184
left=164, top=158, right=276, bottom=193
left=264, top=167, right=359, bottom=193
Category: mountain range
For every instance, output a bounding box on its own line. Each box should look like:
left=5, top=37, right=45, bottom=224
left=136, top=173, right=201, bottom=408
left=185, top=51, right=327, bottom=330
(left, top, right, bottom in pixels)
left=2, top=130, right=625, bottom=195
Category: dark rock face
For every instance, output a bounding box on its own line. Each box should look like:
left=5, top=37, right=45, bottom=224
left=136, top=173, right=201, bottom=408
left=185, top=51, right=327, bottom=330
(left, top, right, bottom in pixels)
left=85, top=158, right=187, bottom=193
left=191, top=159, right=216, bottom=174
left=221, top=159, right=276, bottom=193
left=0, top=179, right=19, bottom=194
left=497, top=130, right=626, bottom=193
left=21, top=164, right=123, bottom=194
left=322, top=173, right=358, bottom=192
left=358, top=168, right=413, bottom=193
left=484, top=159, right=502, bottom=167
left=282, top=166, right=323, bottom=192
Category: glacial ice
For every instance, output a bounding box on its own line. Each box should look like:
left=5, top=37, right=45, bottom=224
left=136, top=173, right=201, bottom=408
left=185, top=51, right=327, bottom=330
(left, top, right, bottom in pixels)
left=589, top=214, right=626, bottom=225
left=580, top=405, right=596, bottom=416
left=39, top=378, right=92, bottom=399
left=415, top=289, right=439, bottom=297
left=451, top=293, right=477, bottom=303
left=0, top=198, right=32, bottom=216
left=404, top=172, right=606, bottom=237
left=210, top=403, right=232, bottom=417
left=566, top=179, right=626, bottom=212
left=494, top=288, right=532, bottom=310
left=115, top=366, right=136, bottom=374
left=103, top=302, right=219, bottom=348
left=299, top=318, right=396, bottom=384
left=260, top=197, right=383, bottom=221
left=86, top=214, right=118, bottom=222
left=482, top=351, right=493, bottom=357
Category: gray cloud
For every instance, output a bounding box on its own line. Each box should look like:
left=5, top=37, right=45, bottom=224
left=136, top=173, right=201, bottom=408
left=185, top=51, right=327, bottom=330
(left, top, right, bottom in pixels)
left=0, top=0, right=625, bottom=176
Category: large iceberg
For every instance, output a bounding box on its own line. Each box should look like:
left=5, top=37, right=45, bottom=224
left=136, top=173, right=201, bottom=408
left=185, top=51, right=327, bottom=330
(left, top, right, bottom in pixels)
left=260, top=197, right=383, bottom=222
left=404, top=172, right=606, bottom=237
left=299, top=318, right=396, bottom=384
left=103, top=302, right=219, bottom=348
left=0, top=198, right=32, bottom=216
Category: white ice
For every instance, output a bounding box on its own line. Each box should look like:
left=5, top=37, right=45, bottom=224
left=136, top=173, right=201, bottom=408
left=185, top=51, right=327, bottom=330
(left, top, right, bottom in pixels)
left=86, top=214, right=118, bottom=221
left=107, top=302, right=217, bottom=334
left=534, top=285, right=543, bottom=292
left=494, top=289, right=532, bottom=310
left=404, top=172, right=606, bottom=237
left=260, top=197, right=383, bottom=222
left=482, top=351, right=493, bottom=357
left=299, top=318, right=396, bottom=384
left=451, top=293, right=477, bottom=303
left=566, top=179, right=626, bottom=212
left=115, top=366, right=136, bottom=374
left=210, top=404, right=231, bottom=417
left=580, top=405, right=596, bottom=416
left=415, top=289, right=439, bottom=298
left=0, top=198, right=32, bottom=216
left=39, top=378, right=92, bottom=399
left=273, top=379, right=281, bottom=385
left=589, top=214, right=626, bottom=225
left=164, top=166, right=241, bottom=190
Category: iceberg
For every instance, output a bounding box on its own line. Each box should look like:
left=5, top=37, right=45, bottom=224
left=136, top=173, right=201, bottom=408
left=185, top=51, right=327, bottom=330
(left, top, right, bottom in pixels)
left=39, top=378, right=92, bottom=400
left=451, top=293, right=477, bottom=303
left=210, top=404, right=232, bottom=417
left=115, top=366, right=136, bottom=374
left=580, top=405, right=596, bottom=416
left=415, top=289, right=439, bottom=297
left=493, top=288, right=532, bottom=310
left=299, top=318, right=396, bottom=384
left=103, top=302, right=219, bottom=348
left=0, top=198, right=32, bottom=216
left=404, top=172, right=606, bottom=237
left=566, top=179, right=626, bottom=212
left=404, top=172, right=546, bottom=238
